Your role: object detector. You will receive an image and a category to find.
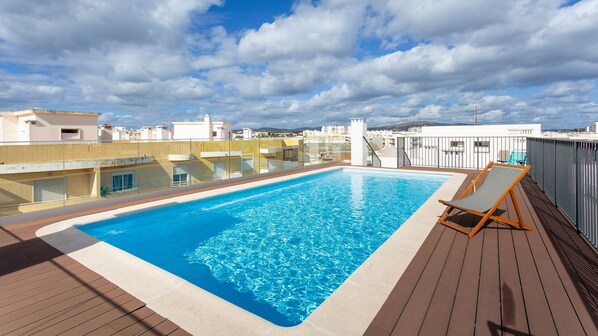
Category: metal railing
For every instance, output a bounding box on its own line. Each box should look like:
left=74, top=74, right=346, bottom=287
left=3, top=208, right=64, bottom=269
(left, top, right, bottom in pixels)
left=396, top=136, right=527, bottom=169
left=364, top=137, right=381, bottom=167
left=527, top=138, right=598, bottom=248
left=396, top=137, right=412, bottom=167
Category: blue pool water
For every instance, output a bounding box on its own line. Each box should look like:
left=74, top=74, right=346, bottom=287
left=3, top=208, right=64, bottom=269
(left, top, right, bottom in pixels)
left=79, top=168, right=448, bottom=326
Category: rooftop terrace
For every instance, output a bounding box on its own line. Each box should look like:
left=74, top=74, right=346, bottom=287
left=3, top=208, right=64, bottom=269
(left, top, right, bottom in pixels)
left=0, top=164, right=596, bottom=335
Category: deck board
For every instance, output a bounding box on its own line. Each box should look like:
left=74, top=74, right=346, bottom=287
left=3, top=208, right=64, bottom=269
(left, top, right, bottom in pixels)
left=363, top=224, right=446, bottom=334
left=475, top=225, right=502, bottom=335
left=390, top=229, right=457, bottom=335
left=418, top=232, right=468, bottom=335
left=497, top=196, right=529, bottom=335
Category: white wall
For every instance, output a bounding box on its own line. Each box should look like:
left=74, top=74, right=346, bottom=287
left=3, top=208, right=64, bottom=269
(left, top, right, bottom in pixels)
left=420, top=124, right=541, bottom=137
left=173, top=123, right=203, bottom=140
left=173, top=115, right=232, bottom=140
left=35, top=113, right=98, bottom=141
left=0, top=114, right=19, bottom=142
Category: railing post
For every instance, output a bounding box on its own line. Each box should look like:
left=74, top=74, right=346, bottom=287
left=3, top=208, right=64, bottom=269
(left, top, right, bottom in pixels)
left=552, top=140, right=559, bottom=209
left=542, top=139, right=546, bottom=189
left=575, top=141, right=580, bottom=233
left=476, top=137, right=479, bottom=170
left=437, top=138, right=440, bottom=168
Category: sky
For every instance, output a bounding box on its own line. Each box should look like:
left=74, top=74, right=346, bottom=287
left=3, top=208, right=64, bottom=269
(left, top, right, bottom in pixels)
left=0, top=0, right=597, bottom=129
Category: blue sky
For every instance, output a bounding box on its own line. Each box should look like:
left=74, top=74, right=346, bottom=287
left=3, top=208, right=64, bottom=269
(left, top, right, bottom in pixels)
left=0, top=0, right=597, bottom=129
left=207, top=0, right=294, bottom=32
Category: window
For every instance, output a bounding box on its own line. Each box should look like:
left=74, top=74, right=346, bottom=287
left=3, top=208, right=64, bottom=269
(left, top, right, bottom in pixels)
left=34, top=178, right=65, bottom=202
left=411, top=137, right=422, bottom=148
left=212, top=131, right=217, bottom=137
left=283, top=148, right=297, bottom=161
left=61, top=128, right=81, bottom=140
left=449, top=141, right=464, bottom=148
left=172, top=166, right=189, bottom=186
left=242, top=158, right=254, bottom=172
left=474, top=141, right=490, bottom=153
left=112, top=171, right=134, bottom=192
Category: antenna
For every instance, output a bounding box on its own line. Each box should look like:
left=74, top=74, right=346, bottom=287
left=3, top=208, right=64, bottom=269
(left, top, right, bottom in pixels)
left=474, top=105, right=479, bottom=125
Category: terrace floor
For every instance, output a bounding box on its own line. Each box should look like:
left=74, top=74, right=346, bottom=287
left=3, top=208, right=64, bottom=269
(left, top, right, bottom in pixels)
left=366, top=168, right=598, bottom=336
left=0, top=165, right=596, bottom=335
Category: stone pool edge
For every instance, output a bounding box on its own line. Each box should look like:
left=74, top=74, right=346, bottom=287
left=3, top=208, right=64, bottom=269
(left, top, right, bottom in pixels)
left=36, top=166, right=466, bottom=336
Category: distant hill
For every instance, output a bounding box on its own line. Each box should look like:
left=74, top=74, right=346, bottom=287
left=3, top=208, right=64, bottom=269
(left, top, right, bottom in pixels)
left=234, top=121, right=470, bottom=133
left=370, top=121, right=470, bottom=131
left=233, top=127, right=314, bottom=133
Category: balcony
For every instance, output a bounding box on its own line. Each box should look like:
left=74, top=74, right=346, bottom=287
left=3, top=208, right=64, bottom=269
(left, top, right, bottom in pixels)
left=0, top=156, right=154, bottom=174
left=199, top=151, right=242, bottom=158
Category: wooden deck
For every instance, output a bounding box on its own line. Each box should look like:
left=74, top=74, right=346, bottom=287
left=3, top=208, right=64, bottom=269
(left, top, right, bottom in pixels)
left=0, top=166, right=596, bottom=335
left=0, top=227, right=191, bottom=335
left=365, top=170, right=598, bottom=336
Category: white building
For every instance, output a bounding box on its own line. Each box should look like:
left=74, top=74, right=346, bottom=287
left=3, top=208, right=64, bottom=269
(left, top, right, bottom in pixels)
left=243, top=128, right=253, bottom=140
left=98, top=124, right=113, bottom=141
left=303, top=124, right=352, bottom=138
left=0, top=109, right=100, bottom=143
left=140, top=125, right=171, bottom=140
left=419, top=124, right=541, bottom=137
left=100, top=124, right=161, bottom=141
left=111, top=127, right=139, bottom=141
left=173, top=114, right=232, bottom=140
left=321, top=125, right=350, bottom=135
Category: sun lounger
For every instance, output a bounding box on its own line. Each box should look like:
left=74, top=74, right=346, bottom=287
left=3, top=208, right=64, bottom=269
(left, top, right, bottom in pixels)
left=438, top=162, right=533, bottom=237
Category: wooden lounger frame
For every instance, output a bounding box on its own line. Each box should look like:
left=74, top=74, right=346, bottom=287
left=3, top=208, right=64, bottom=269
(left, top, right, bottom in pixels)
left=438, top=162, right=533, bottom=238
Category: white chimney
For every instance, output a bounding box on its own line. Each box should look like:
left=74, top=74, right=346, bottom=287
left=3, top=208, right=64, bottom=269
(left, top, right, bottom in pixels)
left=350, top=118, right=368, bottom=166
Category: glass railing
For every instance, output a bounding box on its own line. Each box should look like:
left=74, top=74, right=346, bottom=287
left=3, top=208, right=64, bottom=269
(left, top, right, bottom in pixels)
left=302, top=138, right=351, bottom=164
left=0, top=138, right=349, bottom=217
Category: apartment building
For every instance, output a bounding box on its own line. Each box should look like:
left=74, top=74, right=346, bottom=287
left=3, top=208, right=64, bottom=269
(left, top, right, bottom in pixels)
left=173, top=114, right=232, bottom=140
left=0, top=109, right=100, bottom=143
left=0, top=109, right=305, bottom=215
left=0, top=138, right=302, bottom=215
left=140, top=125, right=171, bottom=140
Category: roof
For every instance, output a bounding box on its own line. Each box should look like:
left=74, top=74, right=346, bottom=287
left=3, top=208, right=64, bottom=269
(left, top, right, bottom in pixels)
left=0, top=109, right=101, bottom=117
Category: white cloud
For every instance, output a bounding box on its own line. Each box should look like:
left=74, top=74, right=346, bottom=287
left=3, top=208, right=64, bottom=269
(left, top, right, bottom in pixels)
left=238, top=1, right=364, bottom=62
left=0, top=0, right=597, bottom=129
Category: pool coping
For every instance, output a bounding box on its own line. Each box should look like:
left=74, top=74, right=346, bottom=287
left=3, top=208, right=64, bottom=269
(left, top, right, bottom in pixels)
left=37, top=166, right=466, bottom=336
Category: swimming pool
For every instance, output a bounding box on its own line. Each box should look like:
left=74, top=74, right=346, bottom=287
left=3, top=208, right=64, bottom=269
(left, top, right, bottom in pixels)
left=37, top=166, right=465, bottom=335
left=76, top=168, right=449, bottom=326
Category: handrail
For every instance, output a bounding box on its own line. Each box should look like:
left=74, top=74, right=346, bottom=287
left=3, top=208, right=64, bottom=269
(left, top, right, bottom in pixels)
left=396, top=137, right=412, bottom=167
left=527, top=137, right=597, bottom=249
left=363, top=136, right=381, bottom=167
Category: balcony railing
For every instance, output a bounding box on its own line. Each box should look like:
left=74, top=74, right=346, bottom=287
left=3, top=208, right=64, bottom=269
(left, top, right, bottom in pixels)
left=396, top=136, right=527, bottom=170
left=527, top=138, right=598, bottom=248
